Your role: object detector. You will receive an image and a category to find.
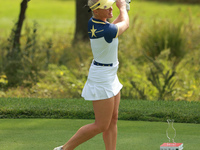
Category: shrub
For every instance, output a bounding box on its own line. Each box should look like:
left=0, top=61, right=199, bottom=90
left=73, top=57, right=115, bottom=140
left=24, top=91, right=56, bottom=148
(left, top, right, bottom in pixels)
left=2, top=22, right=48, bottom=87
left=29, top=64, right=85, bottom=98
left=144, top=49, right=177, bottom=100
left=140, top=20, right=186, bottom=62
left=119, top=56, right=156, bottom=100
left=175, top=49, right=200, bottom=101
left=117, top=14, right=200, bottom=101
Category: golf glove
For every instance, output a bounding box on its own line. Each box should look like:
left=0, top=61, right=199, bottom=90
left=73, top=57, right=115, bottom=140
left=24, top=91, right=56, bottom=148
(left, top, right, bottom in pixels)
left=125, top=0, right=131, bottom=11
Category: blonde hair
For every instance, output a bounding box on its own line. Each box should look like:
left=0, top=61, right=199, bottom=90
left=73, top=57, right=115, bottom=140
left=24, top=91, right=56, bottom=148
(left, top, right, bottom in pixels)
left=88, top=0, right=99, bottom=8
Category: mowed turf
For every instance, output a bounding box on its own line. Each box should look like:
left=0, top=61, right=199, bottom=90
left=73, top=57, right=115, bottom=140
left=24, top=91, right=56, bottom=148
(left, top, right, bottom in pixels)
left=1, top=0, right=200, bottom=37
left=0, top=119, right=200, bottom=150
left=0, top=0, right=75, bottom=36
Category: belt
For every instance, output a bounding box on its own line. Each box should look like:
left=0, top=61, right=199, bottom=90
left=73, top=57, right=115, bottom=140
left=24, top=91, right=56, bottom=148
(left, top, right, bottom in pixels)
left=93, top=60, right=113, bottom=67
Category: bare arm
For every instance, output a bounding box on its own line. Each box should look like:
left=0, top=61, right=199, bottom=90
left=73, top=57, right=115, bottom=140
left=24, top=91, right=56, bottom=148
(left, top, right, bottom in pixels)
left=112, top=0, right=129, bottom=36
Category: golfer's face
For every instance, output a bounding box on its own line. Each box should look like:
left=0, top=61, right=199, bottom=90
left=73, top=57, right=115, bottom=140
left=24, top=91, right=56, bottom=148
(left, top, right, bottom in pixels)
left=97, top=7, right=113, bottom=19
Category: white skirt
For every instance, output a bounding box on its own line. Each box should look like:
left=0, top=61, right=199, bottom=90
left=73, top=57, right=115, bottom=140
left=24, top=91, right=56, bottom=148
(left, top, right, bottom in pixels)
left=81, top=61, right=123, bottom=101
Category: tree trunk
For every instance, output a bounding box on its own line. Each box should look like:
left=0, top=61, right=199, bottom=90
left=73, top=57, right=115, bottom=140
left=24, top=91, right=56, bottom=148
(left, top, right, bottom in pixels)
left=5, top=0, right=30, bottom=86
left=12, top=0, right=30, bottom=55
left=74, top=0, right=92, bottom=43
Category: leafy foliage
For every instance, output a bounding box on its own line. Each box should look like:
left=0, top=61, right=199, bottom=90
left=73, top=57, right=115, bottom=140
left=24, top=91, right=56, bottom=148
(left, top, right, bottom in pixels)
left=30, top=64, right=85, bottom=98
left=2, top=22, right=48, bottom=87
left=140, top=20, right=186, bottom=62
left=0, top=1, right=200, bottom=101
left=144, top=49, right=177, bottom=100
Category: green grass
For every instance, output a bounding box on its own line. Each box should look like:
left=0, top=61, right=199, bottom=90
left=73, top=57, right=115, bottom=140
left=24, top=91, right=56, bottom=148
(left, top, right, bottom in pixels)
left=0, top=98, right=200, bottom=123
left=0, top=0, right=75, bottom=36
left=0, top=119, right=200, bottom=150
left=0, top=0, right=200, bottom=37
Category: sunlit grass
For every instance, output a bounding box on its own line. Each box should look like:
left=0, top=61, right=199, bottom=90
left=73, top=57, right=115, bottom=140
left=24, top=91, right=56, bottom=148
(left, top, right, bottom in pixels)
left=0, top=119, right=200, bottom=150
left=114, top=1, right=200, bottom=25
left=0, top=0, right=200, bottom=37
left=0, top=0, right=75, bottom=36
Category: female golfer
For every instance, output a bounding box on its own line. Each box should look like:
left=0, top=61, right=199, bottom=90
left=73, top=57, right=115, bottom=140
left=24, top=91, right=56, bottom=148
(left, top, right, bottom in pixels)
left=54, top=0, right=129, bottom=149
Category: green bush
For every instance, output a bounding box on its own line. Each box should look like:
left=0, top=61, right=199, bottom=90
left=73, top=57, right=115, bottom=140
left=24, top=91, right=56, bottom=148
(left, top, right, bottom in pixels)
left=2, top=22, right=49, bottom=87
left=0, top=75, right=8, bottom=97
left=117, top=17, right=200, bottom=101
left=175, top=49, right=200, bottom=101
left=144, top=49, right=177, bottom=100
left=140, top=20, right=186, bottom=62
left=119, top=55, right=156, bottom=100
left=119, top=49, right=178, bottom=101
left=29, top=64, right=85, bottom=98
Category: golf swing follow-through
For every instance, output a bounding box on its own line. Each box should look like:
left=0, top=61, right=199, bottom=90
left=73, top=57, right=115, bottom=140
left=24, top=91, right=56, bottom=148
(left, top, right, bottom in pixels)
left=54, top=0, right=130, bottom=149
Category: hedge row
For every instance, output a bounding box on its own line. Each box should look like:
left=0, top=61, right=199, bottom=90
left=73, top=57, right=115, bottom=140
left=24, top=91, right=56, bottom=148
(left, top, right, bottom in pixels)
left=0, top=98, right=199, bottom=123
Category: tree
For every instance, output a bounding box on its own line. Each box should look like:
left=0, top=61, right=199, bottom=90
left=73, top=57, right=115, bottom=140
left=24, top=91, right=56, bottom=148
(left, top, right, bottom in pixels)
left=5, top=0, right=30, bottom=86
left=74, top=0, right=92, bottom=43
left=11, top=0, right=30, bottom=57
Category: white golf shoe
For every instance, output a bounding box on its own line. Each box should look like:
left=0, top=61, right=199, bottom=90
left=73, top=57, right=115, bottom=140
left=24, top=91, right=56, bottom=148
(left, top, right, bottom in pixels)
left=53, top=145, right=63, bottom=150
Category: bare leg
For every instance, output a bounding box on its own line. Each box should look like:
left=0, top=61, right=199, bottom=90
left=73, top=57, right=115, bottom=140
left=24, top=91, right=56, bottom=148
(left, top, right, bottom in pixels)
left=103, top=92, right=121, bottom=150
left=62, top=97, right=115, bottom=150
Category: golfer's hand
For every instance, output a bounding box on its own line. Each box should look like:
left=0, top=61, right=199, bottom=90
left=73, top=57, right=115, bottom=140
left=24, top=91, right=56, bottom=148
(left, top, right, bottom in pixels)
left=116, top=0, right=126, bottom=10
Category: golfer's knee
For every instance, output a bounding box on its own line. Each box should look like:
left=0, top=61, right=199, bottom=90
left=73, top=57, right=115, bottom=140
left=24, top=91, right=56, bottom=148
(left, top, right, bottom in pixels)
left=95, top=123, right=110, bottom=133
left=111, top=112, right=119, bottom=125
left=111, top=117, right=118, bottom=125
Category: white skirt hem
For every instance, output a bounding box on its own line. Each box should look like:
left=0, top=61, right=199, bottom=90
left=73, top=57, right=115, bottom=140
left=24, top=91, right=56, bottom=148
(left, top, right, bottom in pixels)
left=82, top=83, right=123, bottom=101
